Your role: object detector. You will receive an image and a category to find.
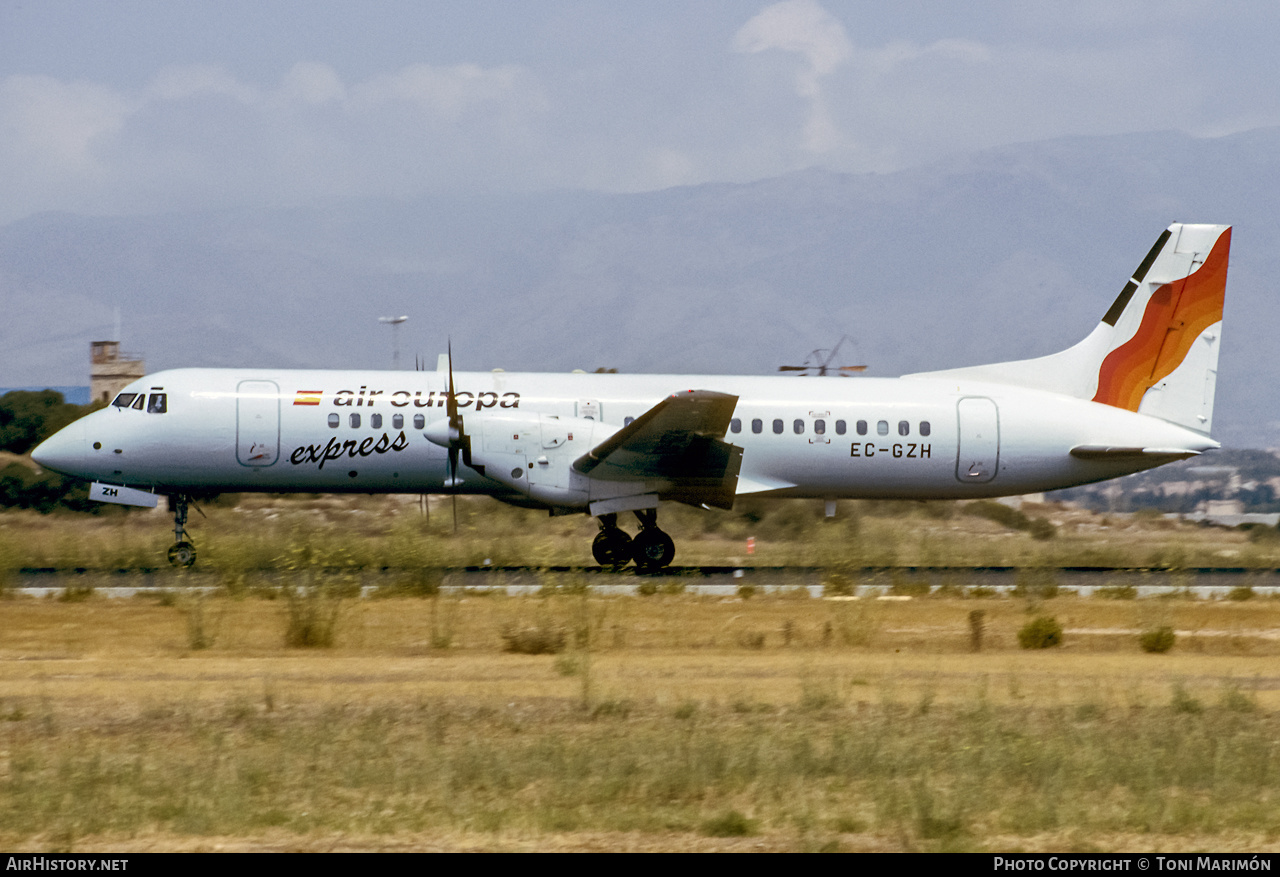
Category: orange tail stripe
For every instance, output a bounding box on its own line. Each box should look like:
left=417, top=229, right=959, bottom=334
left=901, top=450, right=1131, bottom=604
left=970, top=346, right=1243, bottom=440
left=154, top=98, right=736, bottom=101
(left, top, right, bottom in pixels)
left=1093, top=229, right=1230, bottom=411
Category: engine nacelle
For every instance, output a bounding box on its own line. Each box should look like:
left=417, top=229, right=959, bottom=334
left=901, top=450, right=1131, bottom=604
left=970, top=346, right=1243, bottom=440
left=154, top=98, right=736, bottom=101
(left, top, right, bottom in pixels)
left=467, top=413, right=654, bottom=512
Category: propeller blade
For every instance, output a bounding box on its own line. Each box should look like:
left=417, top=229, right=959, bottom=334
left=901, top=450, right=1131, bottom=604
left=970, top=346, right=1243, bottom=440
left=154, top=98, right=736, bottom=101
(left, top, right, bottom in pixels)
left=441, top=341, right=485, bottom=529
left=447, top=340, right=459, bottom=532
left=446, top=340, right=459, bottom=426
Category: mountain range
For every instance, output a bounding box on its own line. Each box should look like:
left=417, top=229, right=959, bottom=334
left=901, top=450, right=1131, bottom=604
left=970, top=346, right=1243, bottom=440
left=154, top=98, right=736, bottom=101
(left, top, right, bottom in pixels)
left=3, top=126, right=1278, bottom=447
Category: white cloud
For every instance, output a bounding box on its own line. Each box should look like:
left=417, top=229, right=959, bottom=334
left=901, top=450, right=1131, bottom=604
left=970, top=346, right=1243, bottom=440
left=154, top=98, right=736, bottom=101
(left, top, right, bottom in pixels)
left=351, top=63, right=541, bottom=117
left=828, top=38, right=1198, bottom=171
left=1, top=3, right=1277, bottom=224
left=0, top=75, right=131, bottom=175
left=147, top=65, right=259, bottom=103
left=864, top=38, right=992, bottom=76
left=644, top=148, right=698, bottom=189
left=279, top=62, right=346, bottom=106
left=0, top=60, right=552, bottom=221
left=732, top=0, right=854, bottom=153
left=733, top=0, right=853, bottom=83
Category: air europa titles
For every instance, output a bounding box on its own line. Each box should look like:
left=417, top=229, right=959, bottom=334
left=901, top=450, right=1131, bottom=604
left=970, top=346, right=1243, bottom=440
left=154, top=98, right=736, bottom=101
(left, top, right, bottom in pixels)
left=298, top=387, right=521, bottom=410
left=290, top=432, right=410, bottom=470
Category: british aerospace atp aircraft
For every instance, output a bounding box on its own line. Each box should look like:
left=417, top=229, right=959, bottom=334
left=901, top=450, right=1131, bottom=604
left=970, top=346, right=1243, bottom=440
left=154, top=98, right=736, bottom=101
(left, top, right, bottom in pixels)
left=33, top=223, right=1231, bottom=571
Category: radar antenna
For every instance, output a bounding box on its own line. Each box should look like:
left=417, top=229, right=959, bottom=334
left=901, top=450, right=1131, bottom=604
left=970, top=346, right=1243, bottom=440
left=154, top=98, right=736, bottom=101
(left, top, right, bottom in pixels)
left=778, top=335, right=867, bottom=376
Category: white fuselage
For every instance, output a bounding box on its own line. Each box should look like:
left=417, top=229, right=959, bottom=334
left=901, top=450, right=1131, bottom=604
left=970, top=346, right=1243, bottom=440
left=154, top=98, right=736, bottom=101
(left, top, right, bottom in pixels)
left=34, top=367, right=1218, bottom=505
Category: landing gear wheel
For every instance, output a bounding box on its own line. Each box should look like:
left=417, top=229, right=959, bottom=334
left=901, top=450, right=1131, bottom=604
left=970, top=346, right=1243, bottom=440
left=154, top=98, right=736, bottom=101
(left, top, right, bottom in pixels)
left=168, top=541, right=197, bottom=568
left=632, top=528, right=675, bottom=571
left=166, top=494, right=198, bottom=568
left=592, top=528, right=633, bottom=567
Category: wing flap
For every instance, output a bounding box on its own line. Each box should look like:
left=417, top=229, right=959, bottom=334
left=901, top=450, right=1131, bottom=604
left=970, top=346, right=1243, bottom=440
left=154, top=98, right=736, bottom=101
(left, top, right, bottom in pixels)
left=574, top=390, right=743, bottom=509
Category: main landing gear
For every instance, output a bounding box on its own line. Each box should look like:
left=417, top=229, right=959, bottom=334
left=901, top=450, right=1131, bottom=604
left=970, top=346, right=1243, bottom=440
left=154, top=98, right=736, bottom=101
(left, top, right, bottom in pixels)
left=592, top=509, right=675, bottom=571
left=166, top=494, right=197, bottom=568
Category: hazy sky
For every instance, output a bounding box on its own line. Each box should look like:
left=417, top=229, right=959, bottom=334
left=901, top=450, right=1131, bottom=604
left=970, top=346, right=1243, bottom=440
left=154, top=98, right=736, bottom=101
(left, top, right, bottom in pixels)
left=2, top=0, right=1278, bottom=223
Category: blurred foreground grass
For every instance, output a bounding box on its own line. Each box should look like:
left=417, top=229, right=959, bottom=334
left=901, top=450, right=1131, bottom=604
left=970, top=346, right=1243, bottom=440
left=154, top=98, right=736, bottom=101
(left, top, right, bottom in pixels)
left=2, top=493, right=1279, bottom=572
left=1, top=586, right=1279, bottom=851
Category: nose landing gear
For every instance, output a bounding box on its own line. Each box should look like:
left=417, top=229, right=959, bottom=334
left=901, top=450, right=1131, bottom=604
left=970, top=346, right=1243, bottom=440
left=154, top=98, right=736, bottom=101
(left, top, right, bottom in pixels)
left=166, top=494, right=197, bottom=568
left=591, top=508, right=674, bottom=571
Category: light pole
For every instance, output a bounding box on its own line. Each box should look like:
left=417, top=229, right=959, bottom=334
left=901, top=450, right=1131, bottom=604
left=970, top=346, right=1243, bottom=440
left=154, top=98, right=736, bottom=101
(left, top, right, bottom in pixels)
left=378, top=316, right=408, bottom=370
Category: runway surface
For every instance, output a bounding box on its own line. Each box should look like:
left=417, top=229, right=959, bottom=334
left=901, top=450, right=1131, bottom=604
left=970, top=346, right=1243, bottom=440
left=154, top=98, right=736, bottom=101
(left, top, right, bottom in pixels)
left=12, top=564, right=1280, bottom=598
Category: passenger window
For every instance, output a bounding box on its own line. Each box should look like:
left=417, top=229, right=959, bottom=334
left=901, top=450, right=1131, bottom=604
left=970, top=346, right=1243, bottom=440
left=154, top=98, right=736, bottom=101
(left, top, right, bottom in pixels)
left=772, top=419, right=784, bottom=435
left=147, top=394, right=167, bottom=414
left=920, top=421, right=931, bottom=437
left=328, top=413, right=339, bottom=428
left=814, top=419, right=825, bottom=435
left=877, top=420, right=889, bottom=436
left=112, top=393, right=138, bottom=409
left=793, top=419, right=805, bottom=435
left=730, top=418, right=741, bottom=434
left=624, top=416, right=634, bottom=426
left=349, top=413, right=360, bottom=428
left=898, top=420, right=909, bottom=436
left=371, top=413, right=382, bottom=429
left=856, top=420, right=867, bottom=436
left=131, top=395, right=145, bottom=410
left=835, top=420, right=846, bottom=435
left=392, top=414, right=403, bottom=430
left=413, top=414, right=425, bottom=430
left=752, top=418, right=763, bottom=434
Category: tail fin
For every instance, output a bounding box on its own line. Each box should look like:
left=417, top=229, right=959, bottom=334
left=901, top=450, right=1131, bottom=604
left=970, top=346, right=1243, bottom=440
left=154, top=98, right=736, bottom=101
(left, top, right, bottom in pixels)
left=906, top=223, right=1231, bottom=434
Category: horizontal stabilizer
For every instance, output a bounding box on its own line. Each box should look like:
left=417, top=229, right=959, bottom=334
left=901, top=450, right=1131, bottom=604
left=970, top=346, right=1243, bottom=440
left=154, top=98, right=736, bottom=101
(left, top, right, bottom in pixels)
left=1069, top=445, right=1200, bottom=462
left=735, top=475, right=797, bottom=495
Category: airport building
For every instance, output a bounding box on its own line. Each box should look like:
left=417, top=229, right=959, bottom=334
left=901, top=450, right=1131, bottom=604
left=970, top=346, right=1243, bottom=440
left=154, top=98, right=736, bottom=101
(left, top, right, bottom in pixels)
left=90, top=341, right=145, bottom=404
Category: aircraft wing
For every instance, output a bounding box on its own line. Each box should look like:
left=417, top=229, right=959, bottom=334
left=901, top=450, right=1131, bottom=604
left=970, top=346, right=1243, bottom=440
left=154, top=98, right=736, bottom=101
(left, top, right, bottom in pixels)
left=573, top=390, right=743, bottom=509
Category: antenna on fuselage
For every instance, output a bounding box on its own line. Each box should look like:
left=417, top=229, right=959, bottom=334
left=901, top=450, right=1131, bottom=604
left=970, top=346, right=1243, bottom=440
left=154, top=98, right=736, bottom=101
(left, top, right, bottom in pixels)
left=378, top=315, right=409, bottom=370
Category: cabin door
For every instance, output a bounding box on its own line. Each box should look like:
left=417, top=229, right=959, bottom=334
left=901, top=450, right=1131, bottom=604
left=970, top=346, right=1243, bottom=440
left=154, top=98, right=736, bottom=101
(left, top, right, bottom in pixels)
left=955, top=397, right=999, bottom=483
left=237, top=380, right=280, bottom=467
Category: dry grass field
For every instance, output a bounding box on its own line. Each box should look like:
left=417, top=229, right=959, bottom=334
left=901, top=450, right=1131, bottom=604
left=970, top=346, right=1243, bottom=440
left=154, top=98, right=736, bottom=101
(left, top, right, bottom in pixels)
left=2, top=497, right=1279, bottom=852
left=1, top=589, right=1279, bottom=852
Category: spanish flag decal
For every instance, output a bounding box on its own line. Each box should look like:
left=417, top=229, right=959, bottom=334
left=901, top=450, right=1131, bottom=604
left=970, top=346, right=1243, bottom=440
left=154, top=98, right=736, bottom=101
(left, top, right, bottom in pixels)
left=293, top=390, right=323, bottom=406
left=1092, top=229, right=1230, bottom=412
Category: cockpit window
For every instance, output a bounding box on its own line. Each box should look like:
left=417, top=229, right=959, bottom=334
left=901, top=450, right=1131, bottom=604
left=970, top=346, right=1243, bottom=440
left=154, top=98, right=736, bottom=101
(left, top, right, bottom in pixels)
left=112, top=393, right=138, bottom=408
left=131, top=395, right=145, bottom=410
left=147, top=393, right=167, bottom=414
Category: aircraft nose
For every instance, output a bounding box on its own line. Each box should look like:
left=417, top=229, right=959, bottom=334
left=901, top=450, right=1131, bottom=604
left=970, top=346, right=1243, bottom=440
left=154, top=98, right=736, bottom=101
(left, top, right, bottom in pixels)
left=30, top=419, right=87, bottom=477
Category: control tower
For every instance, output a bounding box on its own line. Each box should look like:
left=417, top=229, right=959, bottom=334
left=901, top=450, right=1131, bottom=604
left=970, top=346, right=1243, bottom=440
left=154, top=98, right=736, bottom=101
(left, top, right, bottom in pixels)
left=90, top=341, right=145, bottom=403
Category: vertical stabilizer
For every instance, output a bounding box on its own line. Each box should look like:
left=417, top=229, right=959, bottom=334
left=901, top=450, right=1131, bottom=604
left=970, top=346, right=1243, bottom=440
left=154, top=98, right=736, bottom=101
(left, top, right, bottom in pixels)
left=1096, top=224, right=1229, bottom=433
left=905, top=223, right=1231, bottom=435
